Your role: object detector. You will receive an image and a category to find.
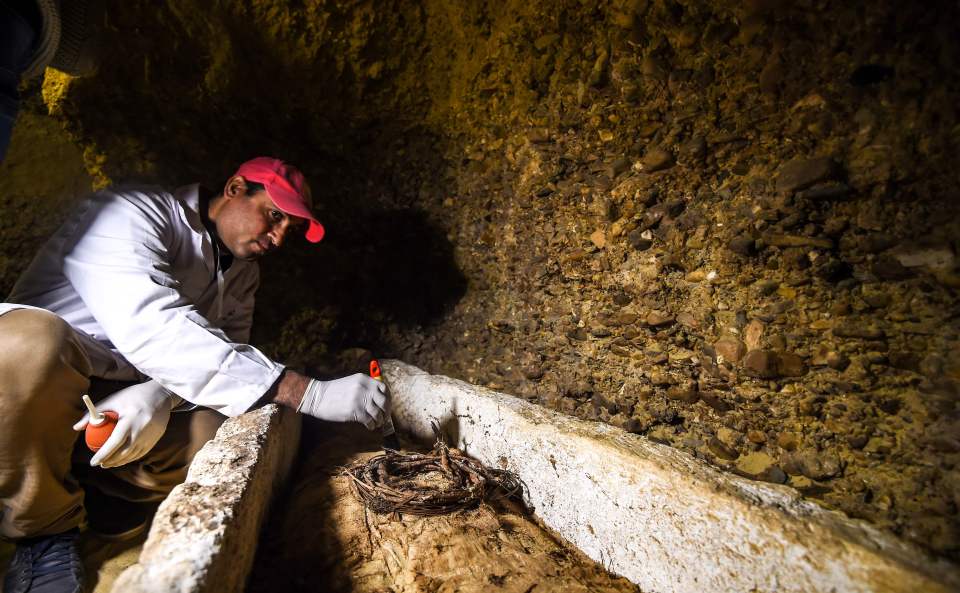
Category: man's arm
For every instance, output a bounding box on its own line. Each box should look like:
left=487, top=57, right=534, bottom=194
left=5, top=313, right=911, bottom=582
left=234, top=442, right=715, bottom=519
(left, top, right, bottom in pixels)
left=268, top=368, right=310, bottom=409
left=266, top=368, right=391, bottom=430
left=216, top=271, right=390, bottom=426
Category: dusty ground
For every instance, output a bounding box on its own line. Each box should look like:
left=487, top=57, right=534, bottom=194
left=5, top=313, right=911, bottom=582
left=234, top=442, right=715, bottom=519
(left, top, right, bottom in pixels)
left=2, top=0, right=957, bottom=564
left=247, top=423, right=640, bottom=593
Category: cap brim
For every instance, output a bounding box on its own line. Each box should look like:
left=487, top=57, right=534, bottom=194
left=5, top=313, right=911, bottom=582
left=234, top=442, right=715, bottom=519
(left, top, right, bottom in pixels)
left=264, top=186, right=325, bottom=243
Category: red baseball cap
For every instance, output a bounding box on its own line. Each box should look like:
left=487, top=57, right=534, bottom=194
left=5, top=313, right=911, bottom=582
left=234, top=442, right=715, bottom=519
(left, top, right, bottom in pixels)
left=234, top=157, right=325, bottom=243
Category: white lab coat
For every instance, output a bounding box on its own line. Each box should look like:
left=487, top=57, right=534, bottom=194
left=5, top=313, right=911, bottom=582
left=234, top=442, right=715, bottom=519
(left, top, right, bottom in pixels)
left=0, top=184, right=284, bottom=417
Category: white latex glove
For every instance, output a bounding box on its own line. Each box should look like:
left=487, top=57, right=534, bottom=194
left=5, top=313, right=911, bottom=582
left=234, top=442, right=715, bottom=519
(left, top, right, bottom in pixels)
left=297, top=374, right=389, bottom=430
left=73, top=380, right=176, bottom=468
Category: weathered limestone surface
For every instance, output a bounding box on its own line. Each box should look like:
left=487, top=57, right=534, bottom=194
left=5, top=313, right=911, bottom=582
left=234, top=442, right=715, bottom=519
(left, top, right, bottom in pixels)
left=383, top=360, right=960, bottom=593
left=110, top=404, right=301, bottom=593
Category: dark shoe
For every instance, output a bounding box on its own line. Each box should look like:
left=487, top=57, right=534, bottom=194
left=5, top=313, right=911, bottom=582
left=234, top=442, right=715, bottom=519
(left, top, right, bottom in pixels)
left=3, top=529, right=83, bottom=593
left=84, top=488, right=151, bottom=542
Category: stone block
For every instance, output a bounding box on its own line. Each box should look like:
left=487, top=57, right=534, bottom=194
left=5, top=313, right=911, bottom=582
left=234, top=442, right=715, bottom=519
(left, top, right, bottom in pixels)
left=384, top=360, right=960, bottom=593
left=110, top=405, right=301, bottom=593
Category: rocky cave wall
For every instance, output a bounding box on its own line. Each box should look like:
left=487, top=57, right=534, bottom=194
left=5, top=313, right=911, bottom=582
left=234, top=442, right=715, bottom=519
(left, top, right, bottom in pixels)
left=2, top=0, right=958, bottom=561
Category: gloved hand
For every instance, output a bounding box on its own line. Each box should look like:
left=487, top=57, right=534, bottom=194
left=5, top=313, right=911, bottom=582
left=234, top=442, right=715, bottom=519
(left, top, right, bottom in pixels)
left=73, top=380, right=177, bottom=468
left=297, top=374, right=389, bottom=430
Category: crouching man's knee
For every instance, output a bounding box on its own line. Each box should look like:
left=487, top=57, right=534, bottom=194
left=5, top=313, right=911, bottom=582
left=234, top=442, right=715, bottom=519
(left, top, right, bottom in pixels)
left=0, top=308, right=92, bottom=411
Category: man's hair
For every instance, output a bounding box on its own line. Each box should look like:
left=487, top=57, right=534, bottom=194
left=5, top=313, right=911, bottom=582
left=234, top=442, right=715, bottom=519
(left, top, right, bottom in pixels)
left=244, top=180, right=265, bottom=196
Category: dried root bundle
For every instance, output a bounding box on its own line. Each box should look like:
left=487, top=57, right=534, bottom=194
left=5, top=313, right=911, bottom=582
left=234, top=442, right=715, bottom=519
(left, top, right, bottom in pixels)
left=342, top=438, right=524, bottom=516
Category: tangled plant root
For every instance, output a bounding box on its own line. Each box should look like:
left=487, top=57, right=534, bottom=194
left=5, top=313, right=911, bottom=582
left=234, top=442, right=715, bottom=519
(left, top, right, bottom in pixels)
left=342, top=435, right=524, bottom=516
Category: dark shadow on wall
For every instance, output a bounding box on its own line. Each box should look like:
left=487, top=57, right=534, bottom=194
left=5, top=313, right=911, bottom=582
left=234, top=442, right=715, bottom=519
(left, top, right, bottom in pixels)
left=333, top=208, right=468, bottom=328
left=252, top=204, right=468, bottom=364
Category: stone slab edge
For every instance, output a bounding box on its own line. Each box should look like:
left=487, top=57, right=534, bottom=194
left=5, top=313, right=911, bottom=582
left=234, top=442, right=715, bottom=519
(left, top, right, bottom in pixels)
left=383, top=359, right=960, bottom=593
left=110, top=404, right=301, bottom=593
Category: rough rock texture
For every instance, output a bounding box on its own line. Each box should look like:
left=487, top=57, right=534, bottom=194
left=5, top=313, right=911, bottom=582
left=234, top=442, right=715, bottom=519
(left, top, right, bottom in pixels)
left=109, top=405, right=300, bottom=593
left=0, top=105, right=91, bottom=291
left=3, top=0, right=959, bottom=562
left=383, top=360, right=960, bottom=593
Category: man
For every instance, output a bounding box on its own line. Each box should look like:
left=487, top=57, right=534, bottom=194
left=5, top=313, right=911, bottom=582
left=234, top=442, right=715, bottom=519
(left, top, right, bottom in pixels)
left=0, top=157, right=390, bottom=593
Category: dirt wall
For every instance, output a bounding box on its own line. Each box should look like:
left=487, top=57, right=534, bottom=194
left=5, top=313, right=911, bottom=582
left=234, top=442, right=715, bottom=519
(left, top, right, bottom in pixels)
left=3, top=0, right=958, bottom=561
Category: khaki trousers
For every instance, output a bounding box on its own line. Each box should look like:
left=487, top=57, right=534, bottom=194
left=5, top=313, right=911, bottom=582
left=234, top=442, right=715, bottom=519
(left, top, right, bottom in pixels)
left=0, top=308, right=225, bottom=540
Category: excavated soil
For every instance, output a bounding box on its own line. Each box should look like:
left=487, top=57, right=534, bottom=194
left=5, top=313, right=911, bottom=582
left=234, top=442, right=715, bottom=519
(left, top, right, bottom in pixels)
left=3, top=0, right=958, bottom=562
left=246, top=423, right=640, bottom=593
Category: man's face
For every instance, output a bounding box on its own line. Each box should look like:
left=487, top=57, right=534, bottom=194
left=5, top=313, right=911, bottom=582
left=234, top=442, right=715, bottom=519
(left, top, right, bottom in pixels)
left=213, top=177, right=307, bottom=261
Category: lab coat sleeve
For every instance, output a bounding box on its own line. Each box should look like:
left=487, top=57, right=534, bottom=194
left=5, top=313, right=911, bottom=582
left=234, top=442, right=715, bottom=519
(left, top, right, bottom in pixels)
left=59, top=190, right=284, bottom=417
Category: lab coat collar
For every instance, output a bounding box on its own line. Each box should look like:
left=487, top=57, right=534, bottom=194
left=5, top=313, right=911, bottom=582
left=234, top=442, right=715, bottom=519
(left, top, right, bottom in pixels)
left=174, top=183, right=206, bottom=236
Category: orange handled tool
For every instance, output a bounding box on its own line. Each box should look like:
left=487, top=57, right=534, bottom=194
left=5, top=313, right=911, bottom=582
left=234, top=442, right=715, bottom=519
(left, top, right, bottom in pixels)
left=369, top=359, right=384, bottom=381
left=82, top=394, right=118, bottom=452
left=370, top=359, right=401, bottom=450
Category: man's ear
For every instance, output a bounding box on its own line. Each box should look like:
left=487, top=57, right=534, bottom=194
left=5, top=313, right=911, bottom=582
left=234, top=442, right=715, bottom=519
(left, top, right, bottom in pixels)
left=223, top=175, right=247, bottom=199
